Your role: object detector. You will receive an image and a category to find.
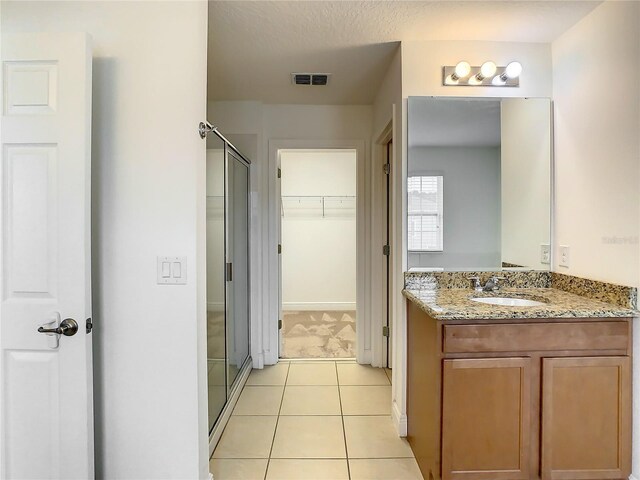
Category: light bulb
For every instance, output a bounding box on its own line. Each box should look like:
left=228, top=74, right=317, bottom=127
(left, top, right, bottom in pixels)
left=468, top=75, right=482, bottom=86
left=504, top=61, right=522, bottom=79
left=492, top=76, right=506, bottom=86
left=445, top=74, right=459, bottom=85
left=453, top=61, right=471, bottom=79
left=480, top=61, right=497, bottom=78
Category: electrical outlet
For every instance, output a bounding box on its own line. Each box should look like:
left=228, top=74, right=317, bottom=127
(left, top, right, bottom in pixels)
left=559, top=245, right=570, bottom=268
left=540, top=244, right=550, bottom=265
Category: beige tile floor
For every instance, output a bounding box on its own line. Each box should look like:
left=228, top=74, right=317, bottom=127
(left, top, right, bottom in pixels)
left=210, top=360, right=423, bottom=480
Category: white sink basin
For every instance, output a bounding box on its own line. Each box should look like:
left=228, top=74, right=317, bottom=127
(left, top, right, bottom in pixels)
left=471, top=297, right=547, bottom=307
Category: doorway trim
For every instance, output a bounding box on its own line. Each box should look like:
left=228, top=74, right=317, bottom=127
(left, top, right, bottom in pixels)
left=371, top=122, right=393, bottom=368
left=266, top=139, right=368, bottom=365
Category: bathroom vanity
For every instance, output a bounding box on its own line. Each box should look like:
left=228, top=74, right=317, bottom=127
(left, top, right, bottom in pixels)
left=404, top=273, right=635, bottom=480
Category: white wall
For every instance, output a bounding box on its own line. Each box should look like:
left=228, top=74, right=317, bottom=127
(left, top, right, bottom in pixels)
left=281, top=150, right=357, bottom=309
left=551, top=1, right=640, bottom=476
left=2, top=2, right=209, bottom=478
left=501, top=98, right=552, bottom=270
left=552, top=1, right=640, bottom=287
left=409, top=146, right=501, bottom=269
left=372, top=45, right=402, bottom=137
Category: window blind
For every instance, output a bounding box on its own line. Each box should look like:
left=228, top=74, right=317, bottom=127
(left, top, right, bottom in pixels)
left=408, top=175, right=443, bottom=251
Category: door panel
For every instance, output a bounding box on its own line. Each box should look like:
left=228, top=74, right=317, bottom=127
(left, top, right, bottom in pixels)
left=541, top=356, right=631, bottom=480
left=1, top=33, right=93, bottom=479
left=442, top=357, right=531, bottom=480
left=5, top=144, right=57, bottom=298
left=5, top=351, right=60, bottom=477
left=4, top=61, right=58, bottom=115
left=226, top=151, right=250, bottom=387
left=206, top=136, right=227, bottom=432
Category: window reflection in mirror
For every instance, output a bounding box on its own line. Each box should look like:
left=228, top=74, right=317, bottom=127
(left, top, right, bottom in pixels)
left=407, top=97, right=551, bottom=271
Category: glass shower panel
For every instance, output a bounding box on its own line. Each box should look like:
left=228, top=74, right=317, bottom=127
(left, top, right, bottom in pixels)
left=206, top=135, right=227, bottom=433
left=226, top=151, right=250, bottom=388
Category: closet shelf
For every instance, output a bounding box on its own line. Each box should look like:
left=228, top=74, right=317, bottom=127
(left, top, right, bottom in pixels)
left=281, top=195, right=356, bottom=218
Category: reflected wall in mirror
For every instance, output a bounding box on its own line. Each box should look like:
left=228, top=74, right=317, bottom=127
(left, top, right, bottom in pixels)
left=408, top=97, right=551, bottom=271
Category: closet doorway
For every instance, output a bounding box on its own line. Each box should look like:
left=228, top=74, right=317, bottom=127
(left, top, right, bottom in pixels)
left=278, top=150, right=357, bottom=359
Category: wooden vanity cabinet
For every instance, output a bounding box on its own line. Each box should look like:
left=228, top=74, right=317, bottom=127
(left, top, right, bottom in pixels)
left=541, top=356, right=631, bottom=480
left=442, top=357, right=531, bottom=480
left=406, top=300, right=632, bottom=480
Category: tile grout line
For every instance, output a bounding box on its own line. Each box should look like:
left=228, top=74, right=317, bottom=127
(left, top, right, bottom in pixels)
left=335, top=361, right=352, bottom=480
left=264, top=362, right=291, bottom=480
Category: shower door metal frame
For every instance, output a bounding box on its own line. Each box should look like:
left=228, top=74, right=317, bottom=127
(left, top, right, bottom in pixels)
left=203, top=126, right=253, bottom=455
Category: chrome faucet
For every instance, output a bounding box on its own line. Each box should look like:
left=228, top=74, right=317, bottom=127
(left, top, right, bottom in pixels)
left=468, top=275, right=506, bottom=292
left=468, top=276, right=483, bottom=291
left=483, top=275, right=506, bottom=292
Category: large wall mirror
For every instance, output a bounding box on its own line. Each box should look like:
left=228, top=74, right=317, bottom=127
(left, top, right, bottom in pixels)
left=407, top=96, right=552, bottom=271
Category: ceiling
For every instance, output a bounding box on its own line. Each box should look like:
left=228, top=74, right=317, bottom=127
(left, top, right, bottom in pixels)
left=408, top=98, right=501, bottom=147
left=208, top=1, right=600, bottom=105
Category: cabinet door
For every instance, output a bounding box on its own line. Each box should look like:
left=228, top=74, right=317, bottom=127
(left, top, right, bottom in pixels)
left=541, top=357, right=631, bottom=480
left=442, top=358, right=531, bottom=480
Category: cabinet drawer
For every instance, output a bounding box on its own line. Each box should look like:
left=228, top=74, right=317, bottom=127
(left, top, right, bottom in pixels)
left=443, top=321, right=630, bottom=354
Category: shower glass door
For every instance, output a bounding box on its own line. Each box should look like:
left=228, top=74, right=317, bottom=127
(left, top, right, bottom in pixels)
left=206, top=129, right=251, bottom=437
left=206, top=134, right=227, bottom=433
left=225, top=150, right=250, bottom=389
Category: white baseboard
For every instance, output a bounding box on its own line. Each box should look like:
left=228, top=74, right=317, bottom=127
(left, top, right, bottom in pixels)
left=283, top=302, right=356, bottom=311
left=252, top=351, right=264, bottom=369
left=392, top=400, right=407, bottom=437
left=629, top=474, right=638, bottom=480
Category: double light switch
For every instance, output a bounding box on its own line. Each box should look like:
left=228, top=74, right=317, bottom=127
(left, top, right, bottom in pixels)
left=157, top=256, right=187, bottom=284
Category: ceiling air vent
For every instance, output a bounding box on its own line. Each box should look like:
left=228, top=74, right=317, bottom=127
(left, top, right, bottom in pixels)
left=292, top=73, right=331, bottom=86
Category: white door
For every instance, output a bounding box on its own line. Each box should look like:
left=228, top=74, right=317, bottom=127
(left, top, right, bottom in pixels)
left=0, top=33, right=94, bottom=479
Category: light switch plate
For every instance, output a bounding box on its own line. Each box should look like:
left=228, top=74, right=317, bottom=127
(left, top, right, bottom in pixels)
left=559, top=245, right=570, bottom=268
left=540, top=244, right=550, bottom=265
left=157, top=256, right=187, bottom=284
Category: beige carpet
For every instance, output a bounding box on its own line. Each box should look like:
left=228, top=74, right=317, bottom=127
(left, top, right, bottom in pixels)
left=282, top=311, right=356, bottom=359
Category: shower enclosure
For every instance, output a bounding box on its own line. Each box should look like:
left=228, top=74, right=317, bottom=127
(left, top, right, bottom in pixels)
left=205, top=127, right=251, bottom=440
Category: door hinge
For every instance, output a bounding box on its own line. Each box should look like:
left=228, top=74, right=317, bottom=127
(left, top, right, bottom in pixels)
left=277, top=168, right=282, bottom=179
left=278, top=319, right=283, bottom=330
left=383, top=163, right=390, bottom=175
left=382, top=325, right=390, bottom=337
left=226, top=262, right=233, bottom=282
left=86, top=317, right=93, bottom=334
left=278, top=244, right=282, bottom=254
left=383, top=244, right=390, bottom=256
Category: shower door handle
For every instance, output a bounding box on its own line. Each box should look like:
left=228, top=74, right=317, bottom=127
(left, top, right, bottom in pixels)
left=226, top=262, right=233, bottom=282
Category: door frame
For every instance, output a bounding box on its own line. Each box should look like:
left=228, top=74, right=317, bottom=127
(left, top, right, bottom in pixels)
left=266, top=139, right=368, bottom=364
left=372, top=123, right=393, bottom=369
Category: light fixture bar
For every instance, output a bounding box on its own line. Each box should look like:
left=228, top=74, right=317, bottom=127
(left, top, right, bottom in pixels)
left=442, top=65, right=520, bottom=87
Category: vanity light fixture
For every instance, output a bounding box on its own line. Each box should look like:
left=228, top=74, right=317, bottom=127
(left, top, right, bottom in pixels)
left=442, top=60, right=522, bottom=87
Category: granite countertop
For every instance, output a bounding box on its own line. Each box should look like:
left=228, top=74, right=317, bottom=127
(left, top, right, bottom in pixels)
left=403, top=286, right=638, bottom=321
